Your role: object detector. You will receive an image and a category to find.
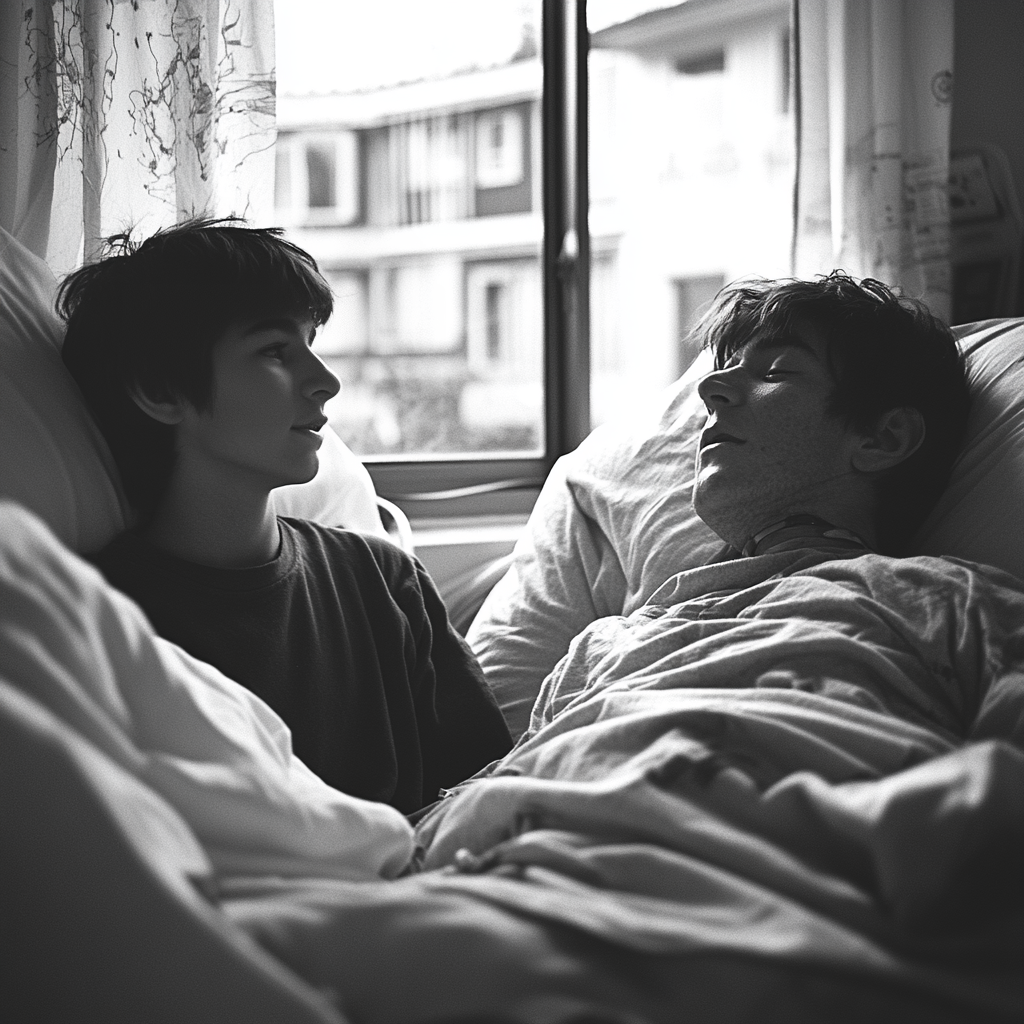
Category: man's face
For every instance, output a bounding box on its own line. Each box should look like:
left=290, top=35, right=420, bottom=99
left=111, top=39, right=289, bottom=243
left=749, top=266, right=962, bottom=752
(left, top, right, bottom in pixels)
left=692, top=319, right=866, bottom=547
left=174, top=310, right=341, bottom=494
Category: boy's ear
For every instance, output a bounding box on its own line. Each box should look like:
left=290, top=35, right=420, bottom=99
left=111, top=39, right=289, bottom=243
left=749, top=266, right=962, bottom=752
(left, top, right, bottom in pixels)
left=128, top=384, right=189, bottom=426
left=851, top=407, right=925, bottom=474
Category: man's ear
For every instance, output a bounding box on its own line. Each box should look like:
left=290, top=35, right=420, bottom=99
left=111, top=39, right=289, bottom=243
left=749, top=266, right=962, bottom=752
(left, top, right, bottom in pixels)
left=128, top=384, right=189, bottom=425
left=851, top=407, right=925, bottom=473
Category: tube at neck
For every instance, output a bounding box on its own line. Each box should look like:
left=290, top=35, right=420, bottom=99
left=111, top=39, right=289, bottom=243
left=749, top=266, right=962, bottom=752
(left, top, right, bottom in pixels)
left=741, top=514, right=871, bottom=558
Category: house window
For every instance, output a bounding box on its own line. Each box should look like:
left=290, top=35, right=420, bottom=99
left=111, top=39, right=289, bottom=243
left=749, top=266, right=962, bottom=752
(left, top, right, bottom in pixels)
left=465, top=260, right=542, bottom=376
left=369, top=257, right=463, bottom=355
left=462, top=259, right=543, bottom=444
left=306, top=142, right=337, bottom=208
left=476, top=108, right=524, bottom=188
left=485, top=282, right=505, bottom=360
left=275, top=131, right=359, bottom=225
left=366, top=114, right=473, bottom=226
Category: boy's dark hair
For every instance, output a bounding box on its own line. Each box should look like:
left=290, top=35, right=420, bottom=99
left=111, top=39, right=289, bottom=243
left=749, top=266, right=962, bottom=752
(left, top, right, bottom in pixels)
left=697, top=271, right=971, bottom=554
left=58, top=218, right=334, bottom=523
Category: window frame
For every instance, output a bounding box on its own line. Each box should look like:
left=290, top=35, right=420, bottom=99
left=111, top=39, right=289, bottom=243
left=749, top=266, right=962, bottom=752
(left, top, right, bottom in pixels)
left=365, top=0, right=590, bottom=520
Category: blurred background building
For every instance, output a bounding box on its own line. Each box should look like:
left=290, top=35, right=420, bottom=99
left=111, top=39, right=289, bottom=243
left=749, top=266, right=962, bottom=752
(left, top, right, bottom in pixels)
left=275, top=0, right=793, bottom=457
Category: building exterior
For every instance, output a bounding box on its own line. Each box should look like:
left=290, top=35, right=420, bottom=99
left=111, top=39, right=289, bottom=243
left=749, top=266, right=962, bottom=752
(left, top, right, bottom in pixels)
left=275, top=0, right=792, bottom=457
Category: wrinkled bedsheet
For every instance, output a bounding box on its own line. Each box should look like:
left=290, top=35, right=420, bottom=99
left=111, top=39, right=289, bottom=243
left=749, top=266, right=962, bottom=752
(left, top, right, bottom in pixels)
left=411, top=548, right=1024, bottom=1020
left=5, top=497, right=1023, bottom=1022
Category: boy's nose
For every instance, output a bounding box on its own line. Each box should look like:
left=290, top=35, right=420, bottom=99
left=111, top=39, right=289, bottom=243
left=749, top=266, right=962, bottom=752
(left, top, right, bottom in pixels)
left=307, top=352, right=341, bottom=401
left=696, top=368, right=743, bottom=409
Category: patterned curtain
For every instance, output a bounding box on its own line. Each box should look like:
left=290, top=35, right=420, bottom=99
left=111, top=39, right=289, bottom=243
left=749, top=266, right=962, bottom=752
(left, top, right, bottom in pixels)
left=0, top=0, right=275, bottom=278
left=792, top=0, right=955, bottom=321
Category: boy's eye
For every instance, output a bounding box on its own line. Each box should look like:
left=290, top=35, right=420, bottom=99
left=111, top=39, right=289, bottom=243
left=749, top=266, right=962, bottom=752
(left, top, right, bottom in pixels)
left=261, top=343, right=288, bottom=361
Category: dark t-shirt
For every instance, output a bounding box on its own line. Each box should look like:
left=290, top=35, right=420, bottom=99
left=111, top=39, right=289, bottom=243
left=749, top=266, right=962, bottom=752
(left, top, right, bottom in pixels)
left=90, top=517, right=511, bottom=813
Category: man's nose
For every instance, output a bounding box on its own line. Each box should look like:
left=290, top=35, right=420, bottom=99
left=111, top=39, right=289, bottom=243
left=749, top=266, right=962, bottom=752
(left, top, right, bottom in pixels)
left=696, top=368, right=743, bottom=409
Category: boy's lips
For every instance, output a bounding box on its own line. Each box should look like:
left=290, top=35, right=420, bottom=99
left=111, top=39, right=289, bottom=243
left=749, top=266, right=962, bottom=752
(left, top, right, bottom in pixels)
left=293, top=417, right=327, bottom=432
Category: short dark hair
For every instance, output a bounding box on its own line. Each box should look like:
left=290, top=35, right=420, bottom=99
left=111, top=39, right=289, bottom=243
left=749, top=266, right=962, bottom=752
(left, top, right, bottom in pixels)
left=58, top=218, right=334, bottom=522
left=697, top=271, right=971, bottom=554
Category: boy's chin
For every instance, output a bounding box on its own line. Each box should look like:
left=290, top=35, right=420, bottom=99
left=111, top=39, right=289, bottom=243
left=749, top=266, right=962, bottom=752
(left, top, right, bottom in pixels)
left=294, top=460, right=321, bottom=486
left=278, top=455, right=321, bottom=489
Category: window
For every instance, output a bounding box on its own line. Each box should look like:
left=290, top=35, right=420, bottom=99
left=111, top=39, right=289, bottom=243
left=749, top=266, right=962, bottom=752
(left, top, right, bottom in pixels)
left=315, top=271, right=369, bottom=355
left=485, top=283, right=504, bottom=359
left=275, top=131, right=359, bottom=225
left=306, top=142, right=335, bottom=208
left=365, top=115, right=474, bottom=226
left=273, top=1, right=795, bottom=512
left=275, top=1, right=546, bottom=501
left=476, top=108, right=524, bottom=188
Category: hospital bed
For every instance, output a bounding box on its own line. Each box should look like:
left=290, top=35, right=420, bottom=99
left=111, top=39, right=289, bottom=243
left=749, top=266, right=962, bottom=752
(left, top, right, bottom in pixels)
left=2, top=224, right=1023, bottom=1023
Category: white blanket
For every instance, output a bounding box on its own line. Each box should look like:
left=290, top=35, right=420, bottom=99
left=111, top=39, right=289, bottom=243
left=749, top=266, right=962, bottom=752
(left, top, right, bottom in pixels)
left=419, top=547, right=1024, bottom=1018
left=0, top=500, right=414, bottom=882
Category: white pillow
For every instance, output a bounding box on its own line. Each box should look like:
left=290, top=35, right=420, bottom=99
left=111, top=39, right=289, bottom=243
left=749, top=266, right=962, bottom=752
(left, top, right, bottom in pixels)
left=468, top=351, right=725, bottom=739
left=915, top=319, right=1024, bottom=574
left=0, top=226, right=130, bottom=552
left=0, top=499, right=413, bottom=880
left=0, top=225, right=384, bottom=552
left=470, top=319, right=1024, bottom=740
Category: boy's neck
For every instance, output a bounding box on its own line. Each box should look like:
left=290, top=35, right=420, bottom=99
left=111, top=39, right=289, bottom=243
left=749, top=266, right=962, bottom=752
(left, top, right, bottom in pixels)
left=142, top=479, right=281, bottom=569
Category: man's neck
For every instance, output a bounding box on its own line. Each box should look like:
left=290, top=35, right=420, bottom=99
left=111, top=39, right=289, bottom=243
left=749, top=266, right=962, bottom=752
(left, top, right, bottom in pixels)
left=141, top=474, right=280, bottom=569
left=740, top=513, right=872, bottom=557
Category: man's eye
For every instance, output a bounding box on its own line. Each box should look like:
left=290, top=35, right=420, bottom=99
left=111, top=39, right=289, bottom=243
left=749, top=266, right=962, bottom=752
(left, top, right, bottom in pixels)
left=762, top=366, right=792, bottom=381
left=261, top=344, right=287, bottom=361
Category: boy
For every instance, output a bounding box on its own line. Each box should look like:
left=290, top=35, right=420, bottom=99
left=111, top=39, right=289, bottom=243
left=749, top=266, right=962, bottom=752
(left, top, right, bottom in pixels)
left=59, top=219, right=511, bottom=814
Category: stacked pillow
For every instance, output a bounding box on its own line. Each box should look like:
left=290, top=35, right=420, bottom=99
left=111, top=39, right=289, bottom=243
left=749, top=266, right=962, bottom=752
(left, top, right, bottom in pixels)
left=469, top=318, right=1024, bottom=739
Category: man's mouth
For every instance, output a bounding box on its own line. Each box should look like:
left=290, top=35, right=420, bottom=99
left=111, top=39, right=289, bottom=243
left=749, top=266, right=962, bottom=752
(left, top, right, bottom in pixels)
left=699, top=429, right=744, bottom=449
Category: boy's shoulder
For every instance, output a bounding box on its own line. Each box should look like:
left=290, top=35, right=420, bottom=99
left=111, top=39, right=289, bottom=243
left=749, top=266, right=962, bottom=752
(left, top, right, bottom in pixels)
left=279, top=515, right=416, bottom=576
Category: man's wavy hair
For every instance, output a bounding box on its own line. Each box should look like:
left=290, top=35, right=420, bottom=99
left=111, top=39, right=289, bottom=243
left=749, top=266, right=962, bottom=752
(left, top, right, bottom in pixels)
left=696, top=271, right=970, bottom=554
left=58, top=218, right=334, bottom=525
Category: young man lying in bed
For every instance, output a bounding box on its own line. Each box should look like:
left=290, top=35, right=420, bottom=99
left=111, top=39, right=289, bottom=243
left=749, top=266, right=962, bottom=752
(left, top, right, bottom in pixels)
left=416, top=273, right=1024, bottom=848
left=486, top=272, right=1022, bottom=743
left=57, top=219, right=511, bottom=814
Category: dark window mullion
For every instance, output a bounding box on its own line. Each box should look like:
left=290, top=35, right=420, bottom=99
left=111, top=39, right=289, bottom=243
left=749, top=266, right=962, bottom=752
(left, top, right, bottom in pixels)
left=572, top=0, right=591, bottom=452
left=543, top=0, right=590, bottom=465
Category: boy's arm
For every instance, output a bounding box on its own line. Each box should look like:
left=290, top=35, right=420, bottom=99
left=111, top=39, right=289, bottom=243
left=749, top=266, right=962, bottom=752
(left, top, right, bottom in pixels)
left=394, top=555, right=513, bottom=797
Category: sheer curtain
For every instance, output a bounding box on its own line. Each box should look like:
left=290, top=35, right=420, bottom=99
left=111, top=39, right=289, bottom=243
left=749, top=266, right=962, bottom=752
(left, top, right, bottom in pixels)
left=0, top=0, right=275, bottom=278
left=792, top=0, right=955, bottom=321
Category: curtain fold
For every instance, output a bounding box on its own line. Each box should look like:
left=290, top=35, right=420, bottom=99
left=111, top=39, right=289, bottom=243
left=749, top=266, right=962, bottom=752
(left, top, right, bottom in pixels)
left=792, top=0, right=955, bottom=321
left=0, top=0, right=275, bottom=278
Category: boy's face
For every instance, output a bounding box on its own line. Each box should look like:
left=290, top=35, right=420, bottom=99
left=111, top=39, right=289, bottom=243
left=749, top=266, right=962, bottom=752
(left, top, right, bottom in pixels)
left=691, top=319, right=867, bottom=547
left=174, top=310, right=341, bottom=495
